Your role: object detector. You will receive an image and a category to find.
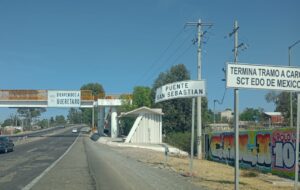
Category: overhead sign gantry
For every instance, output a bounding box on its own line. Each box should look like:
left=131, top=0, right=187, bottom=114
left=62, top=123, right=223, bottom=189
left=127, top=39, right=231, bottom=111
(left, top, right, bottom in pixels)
left=0, top=90, right=94, bottom=108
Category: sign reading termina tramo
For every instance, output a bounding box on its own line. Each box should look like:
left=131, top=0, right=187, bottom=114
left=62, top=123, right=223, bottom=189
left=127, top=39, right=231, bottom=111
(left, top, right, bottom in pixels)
left=155, top=80, right=206, bottom=103
left=227, top=63, right=300, bottom=91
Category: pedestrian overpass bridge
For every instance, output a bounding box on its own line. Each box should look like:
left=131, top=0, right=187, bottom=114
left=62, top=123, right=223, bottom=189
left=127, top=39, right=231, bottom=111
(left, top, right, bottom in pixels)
left=0, top=89, right=131, bottom=138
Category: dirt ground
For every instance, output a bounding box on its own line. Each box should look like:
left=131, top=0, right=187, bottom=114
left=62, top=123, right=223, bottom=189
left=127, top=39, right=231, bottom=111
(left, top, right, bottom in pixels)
left=113, top=146, right=294, bottom=190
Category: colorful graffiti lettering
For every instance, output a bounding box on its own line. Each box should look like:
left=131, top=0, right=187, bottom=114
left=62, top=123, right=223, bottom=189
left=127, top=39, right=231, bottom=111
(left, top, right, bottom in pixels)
left=207, top=128, right=299, bottom=178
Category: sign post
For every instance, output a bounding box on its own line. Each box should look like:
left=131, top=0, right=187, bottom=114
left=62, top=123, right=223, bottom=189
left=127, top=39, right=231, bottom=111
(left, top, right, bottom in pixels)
left=296, top=94, right=300, bottom=190
left=226, top=63, right=300, bottom=189
left=155, top=80, right=205, bottom=175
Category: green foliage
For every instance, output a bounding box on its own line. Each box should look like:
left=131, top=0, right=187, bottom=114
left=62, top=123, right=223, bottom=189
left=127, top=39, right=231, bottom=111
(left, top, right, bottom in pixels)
left=164, top=132, right=196, bottom=154
left=119, top=117, right=135, bottom=136
left=80, top=82, right=105, bottom=98
left=240, top=107, right=264, bottom=122
left=67, top=108, right=82, bottom=124
left=202, top=98, right=214, bottom=125
left=17, top=108, right=46, bottom=127
left=151, top=64, right=191, bottom=134
left=265, top=91, right=294, bottom=124
left=132, top=86, right=152, bottom=108
left=50, top=117, right=55, bottom=125
left=17, top=108, right=46, bottom=118
left=118, top=86, right=153, bottom=136
left=55, top=115, right=66, bottom=124
left=80, top=82, right=105, bottom=126
left=2, top=118, right=14, bottom=127
left=37, top=119, right=49, bottom=128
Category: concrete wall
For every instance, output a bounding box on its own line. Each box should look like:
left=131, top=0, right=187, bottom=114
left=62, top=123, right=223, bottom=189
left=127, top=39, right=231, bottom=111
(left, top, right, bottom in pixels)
left=130, top=113, right=162, bottom=144
left=206, top=128, right=298, bottom=178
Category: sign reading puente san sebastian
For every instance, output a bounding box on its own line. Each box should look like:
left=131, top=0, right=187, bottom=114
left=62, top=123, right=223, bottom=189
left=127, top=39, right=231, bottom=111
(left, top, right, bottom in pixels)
left=155, top=80, right=206, bottom=103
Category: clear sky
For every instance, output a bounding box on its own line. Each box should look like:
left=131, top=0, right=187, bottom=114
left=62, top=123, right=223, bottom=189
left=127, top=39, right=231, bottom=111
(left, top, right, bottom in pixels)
left=0, top=0, right=299, bottom=121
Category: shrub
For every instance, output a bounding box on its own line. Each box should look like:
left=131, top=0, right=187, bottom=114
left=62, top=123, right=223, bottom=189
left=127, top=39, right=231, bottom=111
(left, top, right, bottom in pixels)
left=164, top=132, right=196, bottom=154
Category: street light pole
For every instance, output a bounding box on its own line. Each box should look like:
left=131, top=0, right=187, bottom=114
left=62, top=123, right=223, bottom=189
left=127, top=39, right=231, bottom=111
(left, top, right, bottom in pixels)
left=289, top=40, right=300, bottom=128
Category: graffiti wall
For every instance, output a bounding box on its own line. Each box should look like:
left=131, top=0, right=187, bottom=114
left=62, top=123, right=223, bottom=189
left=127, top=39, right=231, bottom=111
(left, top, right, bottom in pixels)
left=207, top=128, right=298, bottom=178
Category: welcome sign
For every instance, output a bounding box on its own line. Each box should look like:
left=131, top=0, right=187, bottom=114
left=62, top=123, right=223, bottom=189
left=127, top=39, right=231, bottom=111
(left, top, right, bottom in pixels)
left=48, top=90, right=81, bottom=107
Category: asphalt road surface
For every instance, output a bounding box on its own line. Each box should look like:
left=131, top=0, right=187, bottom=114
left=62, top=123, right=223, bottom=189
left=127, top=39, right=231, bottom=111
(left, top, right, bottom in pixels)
left=0, top=127, right=79, bottom=190
left=30, top=136, right=202, bottom=190
left=1, top=128, right=202, bottom=190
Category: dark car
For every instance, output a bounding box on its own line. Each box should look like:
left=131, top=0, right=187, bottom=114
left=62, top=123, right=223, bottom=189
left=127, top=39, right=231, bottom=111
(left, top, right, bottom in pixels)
left=0, top=136, right=14, bottom=153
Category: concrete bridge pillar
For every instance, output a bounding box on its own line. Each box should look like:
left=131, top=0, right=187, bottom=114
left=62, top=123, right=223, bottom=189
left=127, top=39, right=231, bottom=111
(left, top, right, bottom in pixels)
left=111, top=107, right=118, bottom=138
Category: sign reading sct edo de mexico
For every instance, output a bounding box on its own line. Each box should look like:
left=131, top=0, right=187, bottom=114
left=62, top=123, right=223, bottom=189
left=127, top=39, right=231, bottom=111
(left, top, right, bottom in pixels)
left=155, top=80, right=206, bottom=103
left=48, top=90, right=81, bottom=107
left=227, top=63, right=300, bottom=91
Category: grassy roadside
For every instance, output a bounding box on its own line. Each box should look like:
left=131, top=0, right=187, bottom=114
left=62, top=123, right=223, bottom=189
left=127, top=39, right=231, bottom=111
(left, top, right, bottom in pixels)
left=112, top=146, right=293, bottom=190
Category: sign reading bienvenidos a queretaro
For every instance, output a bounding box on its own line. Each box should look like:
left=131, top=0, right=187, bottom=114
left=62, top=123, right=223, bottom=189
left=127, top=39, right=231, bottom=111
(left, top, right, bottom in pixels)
left=48, top=90, right=81, bottom=107
left=155, top=80, right=206, bottom=103
left=227, top=63, right=300, bottom=92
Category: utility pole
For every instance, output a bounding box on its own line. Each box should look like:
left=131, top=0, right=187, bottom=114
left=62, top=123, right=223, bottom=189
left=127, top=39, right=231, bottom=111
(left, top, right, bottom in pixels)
left=229, top=20, right=240, bottom=190
left=185, top=19, right=213, bottom=159
left=92, top=95, right=95, bottom=131
left=289, top=40, right=300, bottom=128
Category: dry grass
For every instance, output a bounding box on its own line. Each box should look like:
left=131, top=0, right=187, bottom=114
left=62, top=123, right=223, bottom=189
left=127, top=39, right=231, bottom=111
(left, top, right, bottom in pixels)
left=114, top=147, right=294, bottom=190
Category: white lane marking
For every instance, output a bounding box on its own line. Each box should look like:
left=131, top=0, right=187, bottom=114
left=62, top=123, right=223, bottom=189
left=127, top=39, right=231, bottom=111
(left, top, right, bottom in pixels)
left=27, top=148, right=38, bottom=153
left=22, top=134, right=80, bottom=190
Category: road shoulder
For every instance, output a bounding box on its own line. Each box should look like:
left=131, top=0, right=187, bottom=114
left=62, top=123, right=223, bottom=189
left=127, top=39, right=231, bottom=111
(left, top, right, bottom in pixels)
left=29, top=135, right=95, bottom=190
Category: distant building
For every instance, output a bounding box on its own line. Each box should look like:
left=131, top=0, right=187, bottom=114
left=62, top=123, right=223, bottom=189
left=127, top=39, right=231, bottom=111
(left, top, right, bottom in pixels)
left=220, top=108, right=233, bottom=122
left=263, top=112, right=284, bottom=126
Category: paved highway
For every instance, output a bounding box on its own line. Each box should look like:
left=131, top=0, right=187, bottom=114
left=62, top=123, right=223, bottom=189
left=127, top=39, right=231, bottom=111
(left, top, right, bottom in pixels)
left=1, top=127, right=203, bottom=190
left=30, top=135, right=202, bottom=190
left=0, top=126, right=79, bottom=190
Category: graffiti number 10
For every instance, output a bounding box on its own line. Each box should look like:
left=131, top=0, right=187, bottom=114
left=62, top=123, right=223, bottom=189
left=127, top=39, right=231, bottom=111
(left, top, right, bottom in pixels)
left=273, top=142, right=295, bottom=169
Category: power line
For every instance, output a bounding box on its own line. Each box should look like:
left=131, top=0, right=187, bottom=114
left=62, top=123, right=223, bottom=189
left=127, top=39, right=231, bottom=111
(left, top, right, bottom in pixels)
left=134, top=27, right=186, bottom=86
left=138, top=28, right=195, bottom=85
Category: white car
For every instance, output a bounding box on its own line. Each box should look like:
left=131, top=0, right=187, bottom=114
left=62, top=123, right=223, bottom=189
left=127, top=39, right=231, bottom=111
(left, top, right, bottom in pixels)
left=72, top=128, right=78, bottom=133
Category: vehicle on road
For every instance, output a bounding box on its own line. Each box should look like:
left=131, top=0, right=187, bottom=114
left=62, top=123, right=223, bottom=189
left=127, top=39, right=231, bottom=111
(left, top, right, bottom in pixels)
left=0, top=136, right=14, bottom=153
left=80, top=127, right=91, bottom=134
left=72, top=128, right=78, bottom=133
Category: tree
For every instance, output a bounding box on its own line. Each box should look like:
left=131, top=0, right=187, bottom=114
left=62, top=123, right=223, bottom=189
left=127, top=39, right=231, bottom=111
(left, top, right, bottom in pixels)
left=151, top=64, right=192, bottom=134
left=118, top=87, right=152, bottom=136
left=81, top=83, right=105, bottom=99
left=240, top=107, right=264, bottom=122
left=151, top=64, right=212, bottom=134
left=55, top=115, right=66, bottom=124
left=67, top=108, right=82, bottom=124
left=80, top=82, right=105, bottom=126
left=265, top=91, right=294, bottom=125
left=17, top=108, right=46, bottom=128
left=50, top=117, right=55, bottom=125
left=132, top=86, right=152, bottom=108
left=37, top=119, right=49, bottom=128
left=2, top=118, right=14, bottom=127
